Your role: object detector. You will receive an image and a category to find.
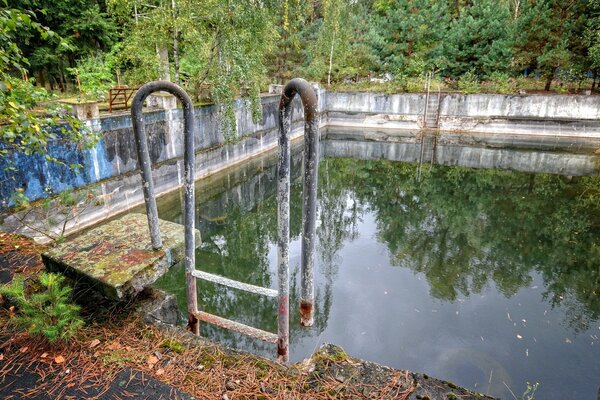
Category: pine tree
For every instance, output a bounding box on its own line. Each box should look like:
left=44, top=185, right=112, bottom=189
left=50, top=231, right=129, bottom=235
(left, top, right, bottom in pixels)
left=0, top=273, right=84, bottom=342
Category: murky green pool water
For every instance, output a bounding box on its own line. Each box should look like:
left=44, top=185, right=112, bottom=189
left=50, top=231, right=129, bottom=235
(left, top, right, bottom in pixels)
left=154, top=146, right=600, bottom=399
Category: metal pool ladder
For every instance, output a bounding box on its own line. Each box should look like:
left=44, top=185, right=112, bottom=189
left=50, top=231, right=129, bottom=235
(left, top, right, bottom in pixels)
left=131, top=79, right=319, bottom=363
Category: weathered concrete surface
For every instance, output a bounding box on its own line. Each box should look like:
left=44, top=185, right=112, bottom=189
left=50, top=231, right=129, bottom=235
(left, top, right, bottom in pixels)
left=42, top=213, right=200, bottom=299
left=324, top=91, right=600, bottom=136
left=300, top=344, right=495, bottom=399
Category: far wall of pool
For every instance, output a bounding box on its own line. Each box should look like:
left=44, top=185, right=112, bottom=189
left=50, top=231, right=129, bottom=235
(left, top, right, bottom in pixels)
left=1, top=90, right=599, bottom=240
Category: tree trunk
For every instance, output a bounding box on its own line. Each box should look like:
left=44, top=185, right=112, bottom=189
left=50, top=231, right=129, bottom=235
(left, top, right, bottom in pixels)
left=173, top=33, right=180, bottom=84
left=172, top=0, right=180, bottom=84
left=327, top=30, right=336, bottom=87
left=156, top=46, right=171, bottom=82
left=35, top=70, right=46, bottom=88
left=544, top=73, right=553, bottom=91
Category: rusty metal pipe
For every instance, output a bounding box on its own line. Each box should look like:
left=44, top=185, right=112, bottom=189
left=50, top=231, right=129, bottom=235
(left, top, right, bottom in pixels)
left=131, top=81, right=199, bottom=334
left=278, top=79, right=320, bottom=351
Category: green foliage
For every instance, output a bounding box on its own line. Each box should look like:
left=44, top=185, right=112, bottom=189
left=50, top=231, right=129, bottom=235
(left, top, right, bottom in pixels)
left=0, top=272, right=84, bottom=342
left=371, top=0, right=449, bottom=76
left=0, top=7, right=94, bottom=165
left=441, top=0, right=513, bottom=78
left=457, top=71, right=481, bottom=94
left=108, top=0, right=275, bottom=140
left=68, top=52, right=116, bottom=100
left=486, top=72, right=516, bottom=94
left=6, top=0, right=117, bottom=90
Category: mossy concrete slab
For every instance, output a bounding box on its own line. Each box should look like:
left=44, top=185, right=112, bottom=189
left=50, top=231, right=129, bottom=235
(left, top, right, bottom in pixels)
left=42, top=213, right=200, bottom=300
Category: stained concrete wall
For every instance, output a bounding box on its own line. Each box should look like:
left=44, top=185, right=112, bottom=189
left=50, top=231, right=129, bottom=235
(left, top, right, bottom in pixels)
left=0, top=93, right=314, bottom=210
left=324, top=92, right=600, bottom=137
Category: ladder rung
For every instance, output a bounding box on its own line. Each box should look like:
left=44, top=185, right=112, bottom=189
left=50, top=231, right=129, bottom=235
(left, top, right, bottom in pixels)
left=195, top=311, right=278, bottom=344
left=192, top=270, right=278, bottom=298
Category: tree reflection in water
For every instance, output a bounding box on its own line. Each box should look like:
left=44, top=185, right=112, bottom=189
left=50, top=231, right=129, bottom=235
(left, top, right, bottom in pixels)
left=155, top=154, right=600, bottom=355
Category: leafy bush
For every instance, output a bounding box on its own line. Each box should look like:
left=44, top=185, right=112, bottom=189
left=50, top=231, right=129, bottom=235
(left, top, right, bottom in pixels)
left=0, top=272, right=84, bottom=342
left=457, top=70, right=481, bottom=94
left=68, top=53, right=116, bottom=101
left=488, top=72, right=516, bottom=94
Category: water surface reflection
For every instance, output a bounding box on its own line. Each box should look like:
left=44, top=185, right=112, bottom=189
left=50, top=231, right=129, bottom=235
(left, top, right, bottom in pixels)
left=154, top=144, right=600, bottom=400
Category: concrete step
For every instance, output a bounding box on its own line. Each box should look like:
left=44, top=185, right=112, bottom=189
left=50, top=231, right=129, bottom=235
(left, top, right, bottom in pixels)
left=43, top=213, right=200, bottom=300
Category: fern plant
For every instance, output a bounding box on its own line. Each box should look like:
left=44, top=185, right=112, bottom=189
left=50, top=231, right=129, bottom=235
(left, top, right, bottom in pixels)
left=0, top=273, right=84, bottom=342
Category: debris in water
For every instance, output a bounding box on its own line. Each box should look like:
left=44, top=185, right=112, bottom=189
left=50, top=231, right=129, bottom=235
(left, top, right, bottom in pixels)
left=516, top=335, right=523, bottom=340
left=565, top=338, right=572, bottom=344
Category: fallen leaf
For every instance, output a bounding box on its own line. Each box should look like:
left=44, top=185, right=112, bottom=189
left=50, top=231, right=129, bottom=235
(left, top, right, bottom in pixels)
left=20, top=347, right=28, bottom=353
left=89, top=339, right=101, bottom=348
left=0, top=354, right=4, bottom=361
left=156, top=368, right=164, bottom=376
left=147, top=355, right=159, bottom=367
left=107, top=342, right=121, bottom=350
left=54, top=355, right=66, bottom=364
left=40, top=353, right=48, bottom=359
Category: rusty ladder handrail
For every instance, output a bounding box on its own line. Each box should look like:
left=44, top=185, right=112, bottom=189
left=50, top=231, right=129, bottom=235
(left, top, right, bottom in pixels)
left=132, top=78, right=319, bottom=364
left=277, top=78, right=320, bottom=362
left=131, top=80, right=200, bottom=333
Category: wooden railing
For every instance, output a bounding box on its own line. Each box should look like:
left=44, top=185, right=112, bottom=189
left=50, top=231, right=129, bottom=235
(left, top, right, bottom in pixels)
left=108, top=86, right=138, bottom=112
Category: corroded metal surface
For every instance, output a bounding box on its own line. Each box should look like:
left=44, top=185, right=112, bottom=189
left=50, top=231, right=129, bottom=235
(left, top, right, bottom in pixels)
left=42, top=213, right=200, bottom=300
left=131, top=81, right=199, bottom=333
left=277, top=78, right=320, bottom=361
left=191, top=270, right=278, bottom=298
left=194, top=311, right=278, bottom=344
left=278, top=78, right=320, bottom=341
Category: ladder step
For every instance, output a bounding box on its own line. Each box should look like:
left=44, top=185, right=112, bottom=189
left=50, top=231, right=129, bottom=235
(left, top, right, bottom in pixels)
left=194, top=311, right=278, bottom=344
left=192, top=270, right=278, bottom=298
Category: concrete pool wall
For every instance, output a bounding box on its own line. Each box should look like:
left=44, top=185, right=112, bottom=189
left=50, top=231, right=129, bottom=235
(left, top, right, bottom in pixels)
left=1, top=90, right=599, bottom=240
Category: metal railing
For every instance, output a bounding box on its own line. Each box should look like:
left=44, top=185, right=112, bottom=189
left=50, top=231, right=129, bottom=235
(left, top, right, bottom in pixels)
left=131, top=78, right=320, bottom=363
left=131, top=80, right=199, bottom=333
left=277, top=78, right=320, bottom=361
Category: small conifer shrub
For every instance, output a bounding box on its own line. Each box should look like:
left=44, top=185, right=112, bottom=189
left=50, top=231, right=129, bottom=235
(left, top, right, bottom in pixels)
left=0, top=272, right=84, bottom=342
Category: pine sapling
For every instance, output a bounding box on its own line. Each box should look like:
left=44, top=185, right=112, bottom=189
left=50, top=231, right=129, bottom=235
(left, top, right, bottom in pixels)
left=0, top=272, right=84, bottom=342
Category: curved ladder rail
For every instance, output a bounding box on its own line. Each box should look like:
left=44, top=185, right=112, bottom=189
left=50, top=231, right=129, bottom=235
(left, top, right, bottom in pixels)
left=131, top=81, right=199, bottom=334
left=277, top=78, right=320, bottom=361
left=132, top=79, right=319, bottom=364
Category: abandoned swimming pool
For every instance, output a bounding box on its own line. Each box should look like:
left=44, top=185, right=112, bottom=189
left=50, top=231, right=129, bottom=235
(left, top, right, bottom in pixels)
left=151, top=139, right=600, bottom=400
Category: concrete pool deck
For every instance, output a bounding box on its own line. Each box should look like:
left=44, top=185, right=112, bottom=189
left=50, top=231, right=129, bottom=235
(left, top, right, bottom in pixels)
left=42, top=213, right=200, bottom=299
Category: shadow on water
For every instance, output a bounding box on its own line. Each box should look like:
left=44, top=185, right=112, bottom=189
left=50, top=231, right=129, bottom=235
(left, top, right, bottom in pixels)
left=153, top=135, right=600, bottom=400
